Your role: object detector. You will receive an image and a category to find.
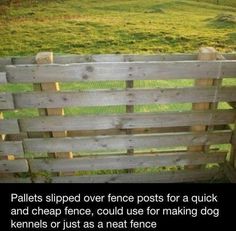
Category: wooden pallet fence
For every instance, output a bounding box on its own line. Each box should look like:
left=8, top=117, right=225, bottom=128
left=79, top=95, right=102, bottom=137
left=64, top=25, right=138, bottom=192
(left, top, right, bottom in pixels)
left=0, top=48, right=235, bottom=183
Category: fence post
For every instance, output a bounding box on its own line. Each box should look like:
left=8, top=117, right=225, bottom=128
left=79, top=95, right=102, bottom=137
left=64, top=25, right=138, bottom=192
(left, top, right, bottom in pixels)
left=230, top=124, right=236, bottom=169
left=187, top=47, right=218, bottom=168
left=126, top=80, right=134, bottom=155
left=35, top=52, right=73, bottom=159
left=126, top=80, right=134, bottom=173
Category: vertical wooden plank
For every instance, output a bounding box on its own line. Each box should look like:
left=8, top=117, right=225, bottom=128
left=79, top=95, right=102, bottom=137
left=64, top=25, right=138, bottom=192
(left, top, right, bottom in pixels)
left=230, top=123, right=236, bottom=169
left=126, top=80, right=134, bottom=154
left=35, top=52, right=73, bottom=159
left=126, top=80, right=134, bottom=173
left=187, top=47, right=218, bottom=168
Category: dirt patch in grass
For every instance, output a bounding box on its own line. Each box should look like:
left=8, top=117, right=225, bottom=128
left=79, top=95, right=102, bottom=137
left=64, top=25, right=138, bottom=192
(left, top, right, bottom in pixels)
left=215, top=13, right=236, bottom=23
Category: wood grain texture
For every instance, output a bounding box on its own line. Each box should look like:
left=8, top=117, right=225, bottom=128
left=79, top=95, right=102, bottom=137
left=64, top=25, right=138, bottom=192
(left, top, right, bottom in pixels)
left=0, top=93, right=14, bottom=110
left=0, top=141, right=24, bottom=156
left=19, top=109, right=236, bottom=132
left=0, top=72, right=7, bottom=84
left=0, top=159, right=29, bottom=173
left=23, top=130, right=232, bottom=153
left=13, top=87, right=236, bottom=108
left=0, top=119, right=20, bottom=134
left=29, top=152, right=226, bottom=172
left=6, top=60, right=236, bottom=83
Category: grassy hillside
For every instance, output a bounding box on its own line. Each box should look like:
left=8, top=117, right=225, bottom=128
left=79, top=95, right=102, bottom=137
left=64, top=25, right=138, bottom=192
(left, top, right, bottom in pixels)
left=0, top=0, right=235, bottom=56
left=197, top=0, right=236, bottom=8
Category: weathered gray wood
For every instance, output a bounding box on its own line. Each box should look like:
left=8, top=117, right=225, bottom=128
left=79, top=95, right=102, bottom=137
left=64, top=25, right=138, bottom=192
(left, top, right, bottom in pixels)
left=224, top=54, right=236, bottom=60
left=0, top=141, right=24, bottom=156
left=0, top=93, right=14, bottom=110
left=67, top=127, right=188, bottom=137
left=34, top=168, right=223, bottom=183
left=23, top=130, right=231, bottom=153
left=0, top=177, right=32, bottom=183
left=29, top=152, right=226, bottom=172
left=19, top=109, right=236, bottom=132
left=0, top=119, right=19, bottom=134
left=0, top=160, right=29, bottom=173
left=13, top=87, right=236, bottom=108
left=11, top=56, right=36, bottom=65
left=223, top=163, right=236, bottom=183
left=0, top=53, right=234, bottom=67
left=6, top=60, right=236, bottom=83
left=0, top=72, right=7, bottom=84
left=0, top=54, right=199, bottom=67
left=0, top=58, right=11, bottom=72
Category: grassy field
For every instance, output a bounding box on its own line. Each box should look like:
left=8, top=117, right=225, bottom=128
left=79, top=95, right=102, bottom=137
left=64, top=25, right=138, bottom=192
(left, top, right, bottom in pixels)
left=198, top=0, right=236, bottom=8
left=0, top=0, right=235, bottom=56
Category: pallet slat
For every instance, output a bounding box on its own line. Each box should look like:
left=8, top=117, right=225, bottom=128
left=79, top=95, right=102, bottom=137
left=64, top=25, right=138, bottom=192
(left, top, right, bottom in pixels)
left=29, top=152, right=226, bottom=172
left=12, top=87, right=236, bottom=108
left=0, top=119, right=19, bottom=134
left=6, top=61, right=236, bottom=83
left=0, top=141, right=24, bottom=156
left=0, top=93, right=15, bottom=110
left=0, top=160, right=29, bottom=173
left=23, top=130, right=231, bottom=153
left=0, top=72, right=7, bottom=84
left=19, top=109, right=236, bottom=132
left=34, top=168, right=224, bottom=183
left=0, top=178, right=32, bottom=183
left=0, top=58, right=11, bottom=72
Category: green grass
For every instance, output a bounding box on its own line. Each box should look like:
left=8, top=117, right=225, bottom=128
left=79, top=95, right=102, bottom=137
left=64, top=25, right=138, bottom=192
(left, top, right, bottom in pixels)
left=0, top=0, right=235, bottom=56
left=196, top=0, right=236, bottom=8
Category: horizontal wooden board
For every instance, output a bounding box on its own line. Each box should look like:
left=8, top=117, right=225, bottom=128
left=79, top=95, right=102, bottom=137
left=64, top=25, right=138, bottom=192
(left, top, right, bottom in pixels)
left=13, top=87, right=236, bottom=108
left=0, top=93, right=14, bottom=110
left=0, top=119, right=19, bottom=134
left=55, top=54, right=199, bottom=63
left=0, top=54, right=199, bottom=67
left=224, top=54, right=236, bottom=60
left=67, top=127, right=189, bottom=137
left=34, top=168, right=224, bottom=183
left=11, top=56, right=36, bottom=65
left=19, top=109, right=236, bottom=132
left=0, top=58, right=11, bottom=72
left=0, top=72, right=7, bottom=84
left=1, top=53, right=235, bottom=67
left=29, top=152, right=226, bottom=172
left=0, top=141, right=24, bottom=156
left=0, top=159, right=29, bottom=173
left=6, top=60, right=236, bottom=83
left=23, top=130, right=232, bottom=153
left=0, top=177, right=32, bottom=183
